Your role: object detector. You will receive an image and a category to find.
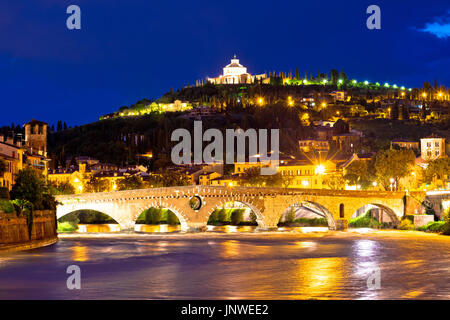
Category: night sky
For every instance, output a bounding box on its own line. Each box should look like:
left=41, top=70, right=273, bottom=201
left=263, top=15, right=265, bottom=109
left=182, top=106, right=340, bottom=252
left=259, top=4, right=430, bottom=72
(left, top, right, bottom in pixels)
left=1, top=0, right=449, bottom=127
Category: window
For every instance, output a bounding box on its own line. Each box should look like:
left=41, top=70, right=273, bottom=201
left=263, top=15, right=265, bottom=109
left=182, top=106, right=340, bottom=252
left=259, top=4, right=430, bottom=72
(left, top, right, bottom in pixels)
left=427, top=142, right=431, bottom=147
left=435, top=142, right=440, bottom=147
left=435, top=151, right=440, bottom=156
left=339, top=204, right=345, bottom=218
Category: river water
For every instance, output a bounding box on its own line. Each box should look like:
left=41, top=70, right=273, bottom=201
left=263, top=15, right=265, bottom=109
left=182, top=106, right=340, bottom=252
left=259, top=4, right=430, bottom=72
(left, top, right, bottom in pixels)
left=0, top=229, right=449, bottom=299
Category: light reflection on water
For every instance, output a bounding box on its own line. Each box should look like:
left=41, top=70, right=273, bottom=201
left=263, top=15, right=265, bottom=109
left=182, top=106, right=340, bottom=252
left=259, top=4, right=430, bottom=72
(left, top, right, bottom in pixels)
left=0, top=231, right=449, bottom=299
left=77, top=224, right=330, bottom=234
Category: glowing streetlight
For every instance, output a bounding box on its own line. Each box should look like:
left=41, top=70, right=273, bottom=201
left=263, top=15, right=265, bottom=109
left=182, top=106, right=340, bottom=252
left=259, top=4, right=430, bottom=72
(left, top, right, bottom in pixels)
left=422, top=92, right=427, bottom=99
left=384, top=83, right=390, bottom=87
left=321, top=102, right=327, bottom=108
left=364, top=80, right=369, bottom=85
left=338, top=79, right=343, bottom=84
left=352, top=80, right=357, bottom=84
left=315, top=165, right=326, bottom=175
left=258, top=97, right=264, bottom=105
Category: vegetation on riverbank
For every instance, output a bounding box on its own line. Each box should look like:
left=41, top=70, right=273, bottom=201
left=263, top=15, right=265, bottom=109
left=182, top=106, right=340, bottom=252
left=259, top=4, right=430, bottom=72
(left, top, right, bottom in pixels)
left=348, top=211, right=393, bottom=229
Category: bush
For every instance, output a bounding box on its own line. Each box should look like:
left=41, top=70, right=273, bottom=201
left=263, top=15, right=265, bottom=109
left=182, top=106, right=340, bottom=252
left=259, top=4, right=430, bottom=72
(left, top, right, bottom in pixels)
left=148, top=208, right=162, bottom=224
left=208, top=209, right=220, bottom=224
left=57, top=221, right=78, bottom=232
left=284, top=208, right=296, bottom=224
left=230, top=209, right=244, bottom=225
left=443, top=209, right=450, bottom=236
left=416, top=221, right=445, bottom=233
left=0, top=199, right=15, bottom=213
left=218, top=208, right=228, bottom=223
left=167, top=211, right=179, bottom=225
left=294, top=217, right=328, bottom=227
left=398, top=219, right=414, bottom=230
left=349, top=211, right=381, bottom=228
left=249, top=211, right=257, bottom=224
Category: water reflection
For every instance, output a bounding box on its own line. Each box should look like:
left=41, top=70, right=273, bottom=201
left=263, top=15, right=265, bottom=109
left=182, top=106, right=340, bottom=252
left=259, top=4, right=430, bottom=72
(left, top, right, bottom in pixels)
left=77, top=224, right=120, bottom=233
left=135, top=224, right=181, bottom=233
left=292, top=257, right=346, bottom=299
left=1, top=230, right=449, bottom=299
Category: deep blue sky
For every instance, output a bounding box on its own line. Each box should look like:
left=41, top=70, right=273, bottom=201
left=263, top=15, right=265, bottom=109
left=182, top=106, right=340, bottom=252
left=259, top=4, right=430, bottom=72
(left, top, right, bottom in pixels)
left=1, top=0, right=449, bottom=127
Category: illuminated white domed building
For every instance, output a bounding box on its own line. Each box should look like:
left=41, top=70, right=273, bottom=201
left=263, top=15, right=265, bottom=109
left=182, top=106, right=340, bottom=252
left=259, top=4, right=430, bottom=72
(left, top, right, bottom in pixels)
left=207, top=55, right=267, bottom=84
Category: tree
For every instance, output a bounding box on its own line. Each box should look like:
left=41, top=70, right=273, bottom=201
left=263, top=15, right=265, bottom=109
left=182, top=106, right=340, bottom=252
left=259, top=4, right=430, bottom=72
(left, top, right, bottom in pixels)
left=49, top=181, right=76, bottom=195
left=344, top=160, right=374, bottom=189
left=330, top=69, right=339, bottom=85
left=374, top=149, right=416, bottom=190
left=424, top=157, right=450, bottom=184
left=238, top=167, right=283, bottom=187
left=167, top=210, right=179, bottom=225
left=339, top=70, right=348, bottom=83
left=284, top=207, right=296, bottom=223
left=84, top=176, right=109, bottom=193
left=10, top=168, right=48, bottom=210
left=230, top=209, right=244, bottom=225
left=323, top=174, right=346, bottom=190
left=117, top=175, right=143, bottom=191
left=218, top=208, right=228, bottom=223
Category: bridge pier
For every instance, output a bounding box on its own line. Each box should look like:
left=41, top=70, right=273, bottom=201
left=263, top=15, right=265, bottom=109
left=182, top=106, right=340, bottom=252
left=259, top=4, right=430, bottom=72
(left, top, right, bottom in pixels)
left=181, top=222, right=207, bottom=233
left=335, top=219, right=348, bottom=231
left=118, top=221, right=136, bottom=232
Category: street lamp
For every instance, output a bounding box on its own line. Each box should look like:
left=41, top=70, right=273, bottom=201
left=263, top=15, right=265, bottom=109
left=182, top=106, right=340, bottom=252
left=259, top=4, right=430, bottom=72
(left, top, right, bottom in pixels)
left=315, top=165, right=325, bottom=175
left=389, top=178, right=396, bottom=191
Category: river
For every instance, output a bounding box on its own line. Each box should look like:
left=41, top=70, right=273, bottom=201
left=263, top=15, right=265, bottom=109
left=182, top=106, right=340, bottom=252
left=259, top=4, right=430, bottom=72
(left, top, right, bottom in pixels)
left=0, top=229, right=449, bottom=299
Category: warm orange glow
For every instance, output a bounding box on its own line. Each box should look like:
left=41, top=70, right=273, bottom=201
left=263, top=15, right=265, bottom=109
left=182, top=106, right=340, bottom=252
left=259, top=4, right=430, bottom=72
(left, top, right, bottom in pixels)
left=315, top=165, right=325, bottom=175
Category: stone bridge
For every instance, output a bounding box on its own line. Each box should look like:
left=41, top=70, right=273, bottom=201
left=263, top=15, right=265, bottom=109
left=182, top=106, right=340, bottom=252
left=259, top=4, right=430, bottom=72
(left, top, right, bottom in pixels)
left=55, top=186, right=426, bottom=232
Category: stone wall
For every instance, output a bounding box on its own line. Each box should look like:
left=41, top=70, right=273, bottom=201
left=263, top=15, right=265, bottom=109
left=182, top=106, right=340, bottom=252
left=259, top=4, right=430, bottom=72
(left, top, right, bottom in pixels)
left=0, top=210, right=57, bottom=244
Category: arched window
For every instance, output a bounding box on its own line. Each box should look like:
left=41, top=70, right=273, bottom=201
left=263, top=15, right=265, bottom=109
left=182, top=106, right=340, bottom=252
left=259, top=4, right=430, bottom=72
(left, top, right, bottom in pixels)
left=339, top=203, right=345, bottom=218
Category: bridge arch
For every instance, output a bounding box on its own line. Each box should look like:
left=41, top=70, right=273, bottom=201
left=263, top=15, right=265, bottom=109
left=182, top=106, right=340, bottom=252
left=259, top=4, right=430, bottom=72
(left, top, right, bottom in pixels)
left=350, top=203, right=400, bottom=227
left=133, top=200, right=190, bottom=232
left=206, top=199, right=264, bottom=228
left=280, top=200, right=337, bottom=230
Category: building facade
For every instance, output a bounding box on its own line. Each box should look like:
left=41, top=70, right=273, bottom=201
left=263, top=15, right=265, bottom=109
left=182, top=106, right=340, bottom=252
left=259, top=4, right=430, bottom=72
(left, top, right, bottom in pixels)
left=207, top=56, right=267, bottom=85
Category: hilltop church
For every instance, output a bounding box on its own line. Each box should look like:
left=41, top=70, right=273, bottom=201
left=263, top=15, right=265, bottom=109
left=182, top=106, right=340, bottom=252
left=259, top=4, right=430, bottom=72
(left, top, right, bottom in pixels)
left=207, top=56, right=267, bottom=85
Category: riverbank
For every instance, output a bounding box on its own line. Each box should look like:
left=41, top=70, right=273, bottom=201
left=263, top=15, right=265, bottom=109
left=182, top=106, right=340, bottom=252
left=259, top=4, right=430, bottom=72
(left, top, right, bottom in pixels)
left=0, top=236, right=58, bottom=253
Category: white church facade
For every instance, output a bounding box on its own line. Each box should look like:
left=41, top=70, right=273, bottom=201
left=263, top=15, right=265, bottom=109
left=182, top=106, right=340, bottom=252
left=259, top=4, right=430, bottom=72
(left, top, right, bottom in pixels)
left=207, top=56, right=267, bottom=85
